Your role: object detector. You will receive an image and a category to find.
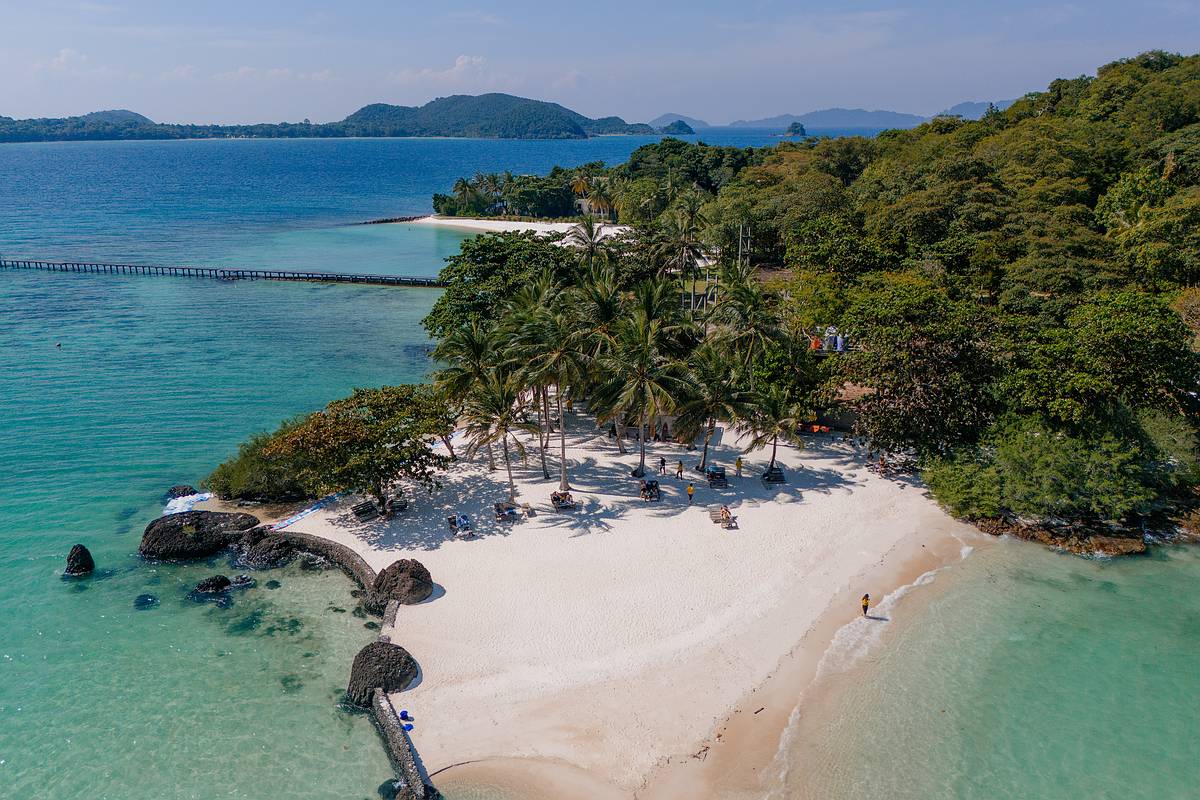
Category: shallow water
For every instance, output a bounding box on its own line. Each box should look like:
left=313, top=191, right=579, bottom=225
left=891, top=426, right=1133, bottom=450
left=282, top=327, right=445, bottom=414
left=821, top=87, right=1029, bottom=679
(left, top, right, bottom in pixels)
left=777, top=539, right=1200, bottom=799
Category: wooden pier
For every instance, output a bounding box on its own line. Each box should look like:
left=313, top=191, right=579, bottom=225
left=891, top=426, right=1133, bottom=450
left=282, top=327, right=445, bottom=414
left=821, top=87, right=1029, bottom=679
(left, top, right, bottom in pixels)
left=0, top=258, right=445, bottom=288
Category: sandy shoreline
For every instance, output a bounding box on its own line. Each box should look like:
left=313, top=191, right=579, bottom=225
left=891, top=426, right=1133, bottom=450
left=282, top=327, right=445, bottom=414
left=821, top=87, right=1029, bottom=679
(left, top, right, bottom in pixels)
left=281, top=416, right=979, bottom=797
left=406, top=214, right=630, bottom=239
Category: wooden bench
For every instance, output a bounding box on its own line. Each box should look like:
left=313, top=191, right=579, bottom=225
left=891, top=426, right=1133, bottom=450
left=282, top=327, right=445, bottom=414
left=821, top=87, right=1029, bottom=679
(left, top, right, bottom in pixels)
left=351, top=500, right=379, bottom=521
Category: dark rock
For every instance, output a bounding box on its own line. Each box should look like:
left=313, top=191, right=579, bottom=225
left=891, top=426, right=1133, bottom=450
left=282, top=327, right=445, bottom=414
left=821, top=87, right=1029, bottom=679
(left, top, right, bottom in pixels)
left=166, top=484, right=198, bottom=499
left=229, top=574, right=255, bottom=590
left=64, top=544, right=95, bottom=576
left=975, top=518, right=1148, bottom=557
left=265, top=580, right=281, bottom=590
left=194, top=575, right=232, bottom=593
left=298, top=554, right=327, bottom=571
left=364, top=559, right=433, bottom=614
left=238, top=530, right=297, bottom=569
left=133, top=593, right=159, bottom=610
left=377, top=779, right=403, bottom=800
left=346, top=641, right=418, bottom=708
left=139, top=511, right=259, bottom=560
left=364, top=621, right=380, bottom=630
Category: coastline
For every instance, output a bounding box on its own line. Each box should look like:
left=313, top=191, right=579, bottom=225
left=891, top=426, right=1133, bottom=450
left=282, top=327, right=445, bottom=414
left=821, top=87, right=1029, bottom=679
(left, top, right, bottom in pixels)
left=405, top=214, right=630, bottom=239
left=279, top=420, right=982, bottom=797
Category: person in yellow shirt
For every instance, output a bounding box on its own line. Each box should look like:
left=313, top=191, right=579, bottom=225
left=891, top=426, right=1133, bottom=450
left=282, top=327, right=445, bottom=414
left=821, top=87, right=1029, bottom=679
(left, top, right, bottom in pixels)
left=687, top=483, right=695, bottom=504
left=735, top=456, right=743, bottom=477
left=861, top=593, right=871, bottom=616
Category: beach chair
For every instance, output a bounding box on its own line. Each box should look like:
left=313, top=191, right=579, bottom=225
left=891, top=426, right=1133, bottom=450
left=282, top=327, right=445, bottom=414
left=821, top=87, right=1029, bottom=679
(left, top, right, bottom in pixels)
left=722, top=515, right=739, bottom=530
left=446, top=514, right=471, bottom=534
left=550, top=491, right=577, bottom=511
left=707, top=505, right=725, bottom=523
left=762, top=465, right=787, bottom=486
left=706, top=465, right=728, bottom=488
left=351, top=500, right=379, bottom=521
left=494, top=502, right=519, bottom=522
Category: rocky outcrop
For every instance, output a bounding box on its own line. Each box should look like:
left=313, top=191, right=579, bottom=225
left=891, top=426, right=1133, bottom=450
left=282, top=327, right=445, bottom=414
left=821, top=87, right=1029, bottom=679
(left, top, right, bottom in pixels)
left=166, top=484, right=198, bottom=499
left=347, top=642, right=418, bottom=708
left=975, top=518, right=1148, bottom=556
left=193, top=575, right=232, bottom=593
left=364, top=560, right=433, bottom=614
left=64, top=544, right=95, bottom=576
left=235, top=527, right=297, bottom=569
left=139, top=511, right=259, bottom=560
left=133, top=593, right=159, bottom=610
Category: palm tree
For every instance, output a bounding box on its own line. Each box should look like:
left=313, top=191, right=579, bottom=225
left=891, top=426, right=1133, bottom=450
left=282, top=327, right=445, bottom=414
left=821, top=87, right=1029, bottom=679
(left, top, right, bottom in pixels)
left=594, top=297, right=686, bottom=476
left=462, top=367, right=537, bottom=502
left=502, top=272, right=562, bottom=479
left=452, top=177, right=474, bottom=209
left=567, top=216, right=607, bottom=269
left=587, top=179, right=615, bottom=221
left=674, top=343, right=751, bottom=470
left=431, top=320, right=497, bottom=464
left=654, top=207, right=709, bottom=315
left=741, top=383, right=807, bottom=473
left=707, top=263, right=782, bottom=381
left=570, top=172, right=591, bottom=199
left=512, top=308, right=589, bottom=490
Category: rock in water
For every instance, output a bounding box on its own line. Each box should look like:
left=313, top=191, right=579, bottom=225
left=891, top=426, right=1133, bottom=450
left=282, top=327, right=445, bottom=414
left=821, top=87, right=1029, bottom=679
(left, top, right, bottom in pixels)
left=346, top=641, right=418, bottom=708
left=64, top=544, right=95, bottom=576
left=193, top=575, right=233, bottom=594
left=235, top=528, right=297, bottom=569
left=133, top=593, right=159, bottom=610
left=364, top=559, right=433, bottom=614
left=229, top=574, right=255, bottom=590
left=166, top=484, right=198, bottom=499
left=139, top=511, right=259, bottom=560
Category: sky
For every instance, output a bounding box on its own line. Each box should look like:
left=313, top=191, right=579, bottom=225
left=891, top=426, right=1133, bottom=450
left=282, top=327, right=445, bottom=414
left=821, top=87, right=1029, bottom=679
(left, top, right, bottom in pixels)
left=1, top=1, right=1197, bottom=125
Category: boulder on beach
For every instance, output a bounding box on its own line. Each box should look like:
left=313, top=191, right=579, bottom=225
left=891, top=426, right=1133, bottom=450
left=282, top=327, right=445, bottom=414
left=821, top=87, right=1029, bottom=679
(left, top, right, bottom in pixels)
left=166, top=484, right=199, bottom=499
left=64, top=543, right=95, bottom=576
left=193, top=575, right=232, bottom=594
left=364, top=559, right=433, bottom=614
left=235, top=528, right=297, bottom=569
left=139, top=511, right=259, bottom=560
left=346, top=641, right=418, bottom=708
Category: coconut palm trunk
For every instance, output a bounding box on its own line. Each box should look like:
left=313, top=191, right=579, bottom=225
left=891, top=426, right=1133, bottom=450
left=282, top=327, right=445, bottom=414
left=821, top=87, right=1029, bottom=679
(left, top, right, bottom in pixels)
left=501, top=434, right=517, bottom=502
left=769, top=434, right=779, bottom=471
left=440, top=433, right=457, bottom=459
left=538, top=386, right=551, bottom=479
left=699, top=418, right=715, bottom=469
left=557, top=390, right=571, bottom=491
left=637, top=408, right=648, bottom=475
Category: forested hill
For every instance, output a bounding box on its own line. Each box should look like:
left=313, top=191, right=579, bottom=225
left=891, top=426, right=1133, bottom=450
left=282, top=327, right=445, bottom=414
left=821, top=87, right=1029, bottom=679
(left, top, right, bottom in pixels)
left=0, top=93, right=654, bottom=143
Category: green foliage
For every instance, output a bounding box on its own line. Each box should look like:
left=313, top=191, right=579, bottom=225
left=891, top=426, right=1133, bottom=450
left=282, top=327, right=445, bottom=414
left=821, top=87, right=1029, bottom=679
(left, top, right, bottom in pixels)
left=837, top=275, right=998, bottom=455
left=922, top=451, right=1002, bottom=520
left=204, top=417, right=310, bottom=502
left=423, top=232, right=579, bottom=338
left=266, top=385, right=452, bottom=505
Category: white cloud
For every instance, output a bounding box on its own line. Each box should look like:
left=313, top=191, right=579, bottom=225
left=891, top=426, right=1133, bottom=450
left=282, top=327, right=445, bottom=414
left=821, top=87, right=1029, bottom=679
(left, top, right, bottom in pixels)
left=160, top=64, right=196, bottom=81
left=387, top=54, right=501, bottom=88
left=49, top=47, right=87, bottom=71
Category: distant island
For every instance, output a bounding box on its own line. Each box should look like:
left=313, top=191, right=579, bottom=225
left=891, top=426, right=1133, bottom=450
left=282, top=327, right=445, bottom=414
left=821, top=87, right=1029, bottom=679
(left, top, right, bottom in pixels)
left=727, top=100, right=1016, bottom=130
left=648, top=113, right=711, bottom=130
left=0, top=93, right=656, bottom=143
left=785, top=121, right=807, bottom=137
left=658, top=120, right=695, bottom=135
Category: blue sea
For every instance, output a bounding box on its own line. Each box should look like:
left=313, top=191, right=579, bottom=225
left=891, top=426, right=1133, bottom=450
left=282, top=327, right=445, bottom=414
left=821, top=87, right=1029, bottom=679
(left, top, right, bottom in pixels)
left=1, top=132, right=1197, bottom=800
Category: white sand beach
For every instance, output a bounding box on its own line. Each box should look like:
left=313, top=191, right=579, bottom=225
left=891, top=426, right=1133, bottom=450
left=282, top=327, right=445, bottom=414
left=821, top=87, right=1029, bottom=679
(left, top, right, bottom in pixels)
left=409, top=214, right=630, bottom=239
left=283, top=414, right=978, bottom=797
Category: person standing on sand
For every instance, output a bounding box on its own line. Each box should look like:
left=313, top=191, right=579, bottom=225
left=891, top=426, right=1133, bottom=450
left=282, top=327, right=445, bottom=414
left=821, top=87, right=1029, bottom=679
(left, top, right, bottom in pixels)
left=735, top=456, right=743, bottom=477
left=676, top=460, right=684, bottom=480
left=861, top=593, right=870, bottom=616
left=687, top=483, right=695, bottom=504
left=659, top=456, right=667, bottom=475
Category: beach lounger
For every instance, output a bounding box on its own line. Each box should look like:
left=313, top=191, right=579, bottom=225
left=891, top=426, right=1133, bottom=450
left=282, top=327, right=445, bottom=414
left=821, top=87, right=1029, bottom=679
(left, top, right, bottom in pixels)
left=494, top=502, right=519, bottom=522
left=351, top=500, right=379, bottom=521
left=762, top=465, right=787, bottom=486
left=446, top=514, right=471, bottom=534
left=706, top=466, right=728, bottom=488
left=707, top=505, right=725, bottom=523
left=550, top=492, right=577, bottom=511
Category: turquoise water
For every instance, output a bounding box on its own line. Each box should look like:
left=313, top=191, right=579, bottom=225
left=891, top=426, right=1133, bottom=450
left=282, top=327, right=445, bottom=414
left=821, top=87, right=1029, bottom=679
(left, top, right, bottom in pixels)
left=1, top=134, right=802, bottom=799
left=782, top=539, right=1200, bottom=799
left=0, top=270, right=440, bottom=798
